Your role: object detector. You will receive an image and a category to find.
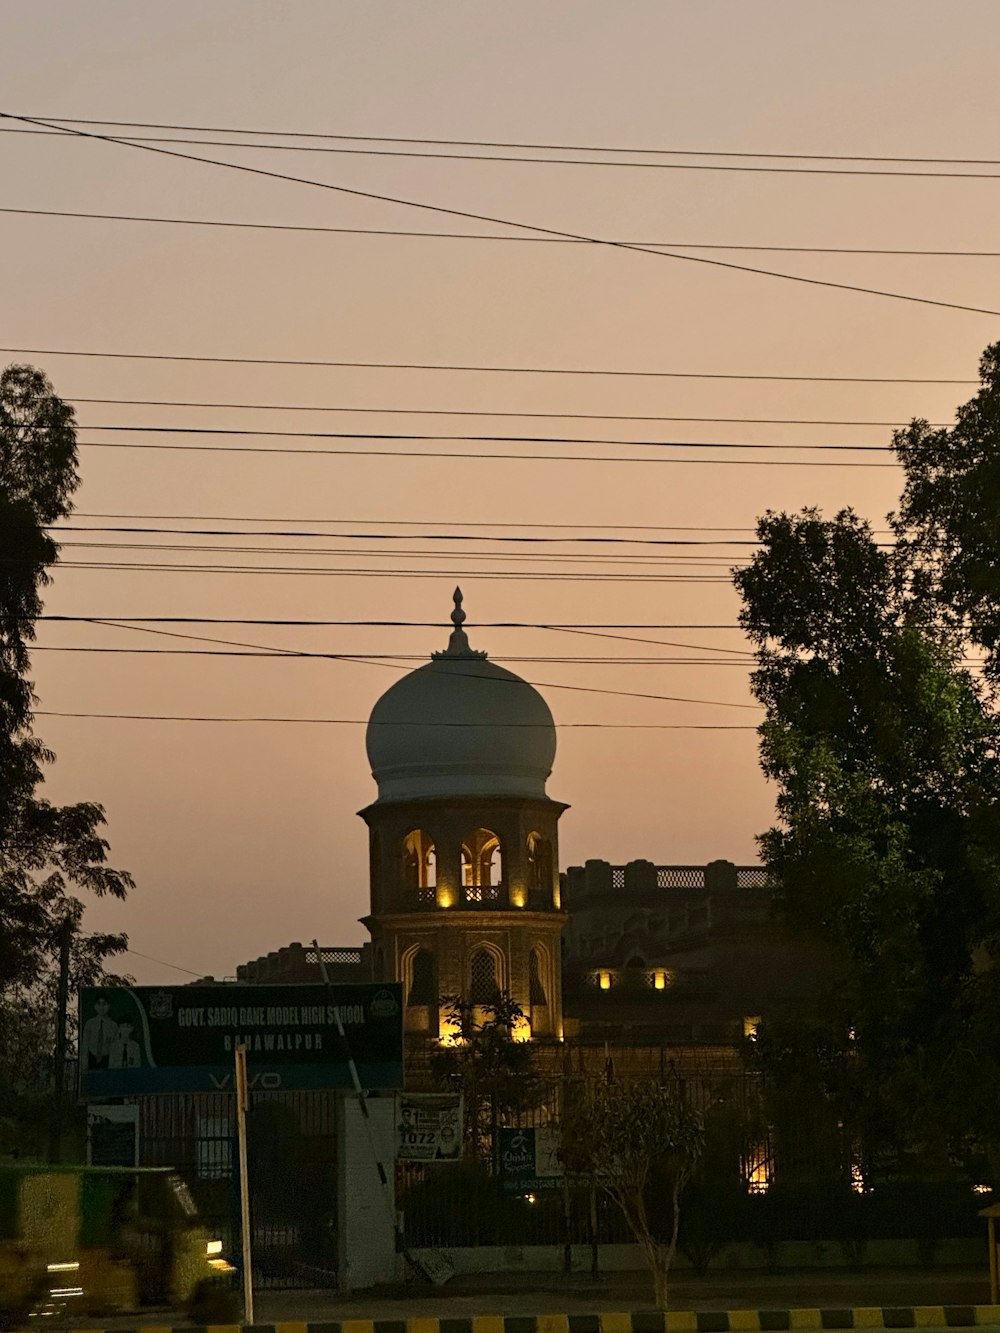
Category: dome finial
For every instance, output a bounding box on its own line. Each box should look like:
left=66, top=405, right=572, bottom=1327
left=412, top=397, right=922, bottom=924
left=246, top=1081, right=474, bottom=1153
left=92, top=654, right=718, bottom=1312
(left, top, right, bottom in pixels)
left=434, top=586, right=487, bottom=659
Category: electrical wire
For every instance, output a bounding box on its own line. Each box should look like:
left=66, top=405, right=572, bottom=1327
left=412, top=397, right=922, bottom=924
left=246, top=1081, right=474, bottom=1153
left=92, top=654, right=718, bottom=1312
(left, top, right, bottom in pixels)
left=34, top=646, right=752, bottom=665
left=62, top=512, right=890, bottom=534
left=59, top=396, right=947, bottom=428
left=24, top=116, right=1000, bottom=167
left=47, top=560, right=734, bottom=581
left=78, top=617, right=761, bottom=709
left=35, top=617, right=744, bottom=628
left=74, top=438, right=900, bottom=468
left=4, top=113, right=997, bottom=318
left=51, top=540, right=741, bottom=568
left=4, top=206, right=999, bottom=258
left=0, top=346, right=975, bottom=385
left=10, top=124, right=1000, bottom=179
left=37, top=710, right=756, bottom=730
left=65, top=423, right=897, bottom=450
left=43, top=525, right=781, bottom=546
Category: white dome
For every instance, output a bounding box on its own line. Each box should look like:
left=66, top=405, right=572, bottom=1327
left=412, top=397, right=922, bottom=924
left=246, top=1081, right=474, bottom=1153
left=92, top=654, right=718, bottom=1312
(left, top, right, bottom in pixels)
left=366, top=590, right=556, bottom=802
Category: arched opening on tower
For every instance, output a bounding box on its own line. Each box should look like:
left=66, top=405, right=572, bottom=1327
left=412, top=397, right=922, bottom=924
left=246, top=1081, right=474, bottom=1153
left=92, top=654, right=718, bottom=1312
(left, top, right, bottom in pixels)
left=526, top=832, right=554, bottom=907
left=402, top=829, right=437, bottom=904
left=408, top=948, right=437, bottom=1007
left=461, top=829, right=502, bottom=904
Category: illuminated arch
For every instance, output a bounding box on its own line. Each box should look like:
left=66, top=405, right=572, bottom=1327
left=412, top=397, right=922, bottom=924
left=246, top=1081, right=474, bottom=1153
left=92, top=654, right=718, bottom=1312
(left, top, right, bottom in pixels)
left=461, top=828, right=502, bottom=903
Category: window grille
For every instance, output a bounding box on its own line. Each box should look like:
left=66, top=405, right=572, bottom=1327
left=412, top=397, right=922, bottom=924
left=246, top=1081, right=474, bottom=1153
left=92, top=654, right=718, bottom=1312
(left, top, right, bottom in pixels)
left=470, top=949, right=499, bottom=1004
left=305, top=947, right=362, bottom=965
left=656, top=867, right=706, bottom=888
left=737, top=868, right=772, bottom=888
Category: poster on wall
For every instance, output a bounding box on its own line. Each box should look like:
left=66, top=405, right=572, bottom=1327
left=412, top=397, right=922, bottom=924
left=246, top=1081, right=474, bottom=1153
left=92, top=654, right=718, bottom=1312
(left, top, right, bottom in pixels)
left=78, top=983, right=403, bottom=1096
left=498, top=1125, right=564, bottom=1191
left=395, top=1093, right=463, bottom=1162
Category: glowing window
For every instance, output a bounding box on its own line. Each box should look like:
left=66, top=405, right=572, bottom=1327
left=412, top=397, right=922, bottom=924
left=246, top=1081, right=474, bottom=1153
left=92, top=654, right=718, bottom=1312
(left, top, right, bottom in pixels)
left=462, top=829, right=501, bottom=903
left=402, top=830, right=436, bottom=900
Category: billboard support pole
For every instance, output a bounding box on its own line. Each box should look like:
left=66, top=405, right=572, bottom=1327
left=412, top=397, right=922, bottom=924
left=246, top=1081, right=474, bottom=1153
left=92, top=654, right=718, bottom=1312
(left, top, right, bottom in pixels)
left=235, top=1045, right=254, bottom=1326
left=311, top=940, right=448, bottom=1284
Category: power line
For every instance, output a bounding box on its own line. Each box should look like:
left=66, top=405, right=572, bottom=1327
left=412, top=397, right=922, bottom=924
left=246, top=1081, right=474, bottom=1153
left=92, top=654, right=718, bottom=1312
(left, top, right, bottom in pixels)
left=47, top=524, right=779, bottom=547
left=10, top=124, right=1000, bottom=179
left=61, top=396, right=947, bottom=429
left=34, top=646, right=752, bottom=665
left=4, top=206, right=999, bottom=258
left=68, top=423, right=895, bottom=451
left=38, top=710, right=756, bottom=730
left=36, top=617, right=744, bottom=628
left=63, top=512, right=891, bottom=535
left=53, top=540, right=740, bottom=567
left=49, top=560, right=734, bottom=581
left=26, top=116, right=1000, bottom=167
left=81, top=618, right=760, bottom=709
left=4, top=114, right=998, bottom=319
left=0, top=346, right=975, bottom=385
left=74, top=438, right=899, bottom=468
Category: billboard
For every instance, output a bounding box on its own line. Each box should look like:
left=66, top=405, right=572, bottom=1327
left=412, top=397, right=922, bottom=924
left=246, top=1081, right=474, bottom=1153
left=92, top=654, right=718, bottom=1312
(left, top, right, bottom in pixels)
left=498, top=1126, right=565, bottom=1191
left=395, top=1094, right=463, bottom=1162
left=78, top=983, right=403, bottom=1097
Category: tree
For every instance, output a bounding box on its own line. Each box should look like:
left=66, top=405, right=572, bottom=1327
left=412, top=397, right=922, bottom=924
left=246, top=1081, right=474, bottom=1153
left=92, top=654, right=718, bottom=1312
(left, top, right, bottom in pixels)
left=733, top=498, right=1000, bottom=1169
left=559, top=1078, right=704, bottom=1310
left=894, top=342, right=1000, bottom=680
left=430, top=993, right=542, bottom=1162
left=0, top=363, right=134, bottom=1155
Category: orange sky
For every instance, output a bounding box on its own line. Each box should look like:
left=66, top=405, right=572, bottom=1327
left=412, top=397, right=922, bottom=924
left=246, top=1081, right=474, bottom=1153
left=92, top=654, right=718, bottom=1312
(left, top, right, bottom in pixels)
left=4, top=2, right=999, bottom=984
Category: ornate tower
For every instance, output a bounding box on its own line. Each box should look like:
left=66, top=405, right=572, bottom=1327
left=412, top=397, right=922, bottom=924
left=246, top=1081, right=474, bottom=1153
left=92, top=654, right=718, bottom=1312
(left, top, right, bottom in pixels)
left=360, top=589, right=567, bottom=1041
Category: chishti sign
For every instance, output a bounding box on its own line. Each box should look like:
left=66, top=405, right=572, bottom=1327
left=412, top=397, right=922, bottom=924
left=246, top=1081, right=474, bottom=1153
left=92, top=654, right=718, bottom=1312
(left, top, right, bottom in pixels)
left=78, top=983, right=404, bottom=1096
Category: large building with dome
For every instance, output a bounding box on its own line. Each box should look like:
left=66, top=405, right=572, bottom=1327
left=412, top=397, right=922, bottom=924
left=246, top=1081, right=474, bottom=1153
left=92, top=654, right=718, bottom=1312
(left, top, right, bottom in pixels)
left=236, top=589, right=830, bottom=1063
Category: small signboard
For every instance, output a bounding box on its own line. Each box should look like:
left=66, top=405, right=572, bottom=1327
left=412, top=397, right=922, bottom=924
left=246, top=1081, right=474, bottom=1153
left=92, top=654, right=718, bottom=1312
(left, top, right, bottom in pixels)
left=498, top=1125, right=564, bottom=1191
left=396, top=1093, right=463, bottom=1162
left=78, top=983, right=403, bottom=1097
left=87, top=1105, right=139, bottom=1166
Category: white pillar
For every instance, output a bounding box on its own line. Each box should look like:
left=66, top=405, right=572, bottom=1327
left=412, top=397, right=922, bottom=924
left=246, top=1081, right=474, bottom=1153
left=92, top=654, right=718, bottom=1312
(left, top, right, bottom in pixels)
left=335, top=1092, right=399, bottom=1291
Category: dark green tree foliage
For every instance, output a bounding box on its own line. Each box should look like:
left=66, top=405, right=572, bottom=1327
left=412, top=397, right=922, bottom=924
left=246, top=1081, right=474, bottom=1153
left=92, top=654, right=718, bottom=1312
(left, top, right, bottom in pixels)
left=734, top=503, right=1000, bottom=1167
left=895, top=343, right=1000, bottom=678
left=0, top=364, right=133, bottom=1151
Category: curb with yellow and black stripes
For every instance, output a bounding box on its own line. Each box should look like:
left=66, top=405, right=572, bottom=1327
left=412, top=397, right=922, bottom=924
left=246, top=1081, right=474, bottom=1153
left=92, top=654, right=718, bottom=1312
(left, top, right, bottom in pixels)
left=73, top=1308, right=1000, bottom=1333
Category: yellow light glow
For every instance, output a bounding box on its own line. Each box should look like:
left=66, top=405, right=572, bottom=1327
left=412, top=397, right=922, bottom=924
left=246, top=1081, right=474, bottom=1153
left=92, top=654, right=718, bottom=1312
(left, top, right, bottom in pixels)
left=747, top=1146, right=770, bottom=1194
left=511, top=1014, right=531, bottom=1042
left=436, top=886, right=455, bottom=908
left=45, top=1263, right=79, bottom=1273
left=743, top=1015, right=761, bottom=1040
left=599, top=970, right=612, bottom=990
left=205, top=1239, right=223, bottom=1256
left=653, top=969, right=667, bottom=990
left=510, top=885, right=526, bottom=907
left=851, top=1163, right=866, bottom=1194
left=438, top=1013, right=463, bottom=1044
left=553, top=884, right=561, bottom=909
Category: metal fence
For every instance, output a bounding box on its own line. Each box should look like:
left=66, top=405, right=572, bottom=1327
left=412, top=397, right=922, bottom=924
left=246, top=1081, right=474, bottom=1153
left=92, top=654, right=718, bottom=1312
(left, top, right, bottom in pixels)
left=138, top=1091, right=338, bottom=1289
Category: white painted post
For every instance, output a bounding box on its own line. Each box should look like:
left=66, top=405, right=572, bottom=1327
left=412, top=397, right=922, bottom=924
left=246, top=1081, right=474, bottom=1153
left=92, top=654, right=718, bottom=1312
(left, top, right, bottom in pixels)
left=235, top=1045, right=254, bottom=1325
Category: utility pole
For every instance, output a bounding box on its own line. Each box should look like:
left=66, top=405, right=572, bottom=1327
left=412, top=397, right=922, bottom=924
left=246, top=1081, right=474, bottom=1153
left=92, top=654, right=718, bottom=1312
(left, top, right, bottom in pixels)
left=49, top=917, right=73, bottom=1163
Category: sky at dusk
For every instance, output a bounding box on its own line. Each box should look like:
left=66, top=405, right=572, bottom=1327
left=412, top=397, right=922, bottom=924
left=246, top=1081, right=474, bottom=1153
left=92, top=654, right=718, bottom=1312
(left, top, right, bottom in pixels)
left=3, top=2, right=1000, bottom=985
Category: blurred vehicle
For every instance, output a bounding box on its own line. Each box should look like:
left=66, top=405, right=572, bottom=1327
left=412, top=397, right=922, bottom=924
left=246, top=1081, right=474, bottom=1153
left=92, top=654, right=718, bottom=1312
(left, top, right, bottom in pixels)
left=0, top=1163, right=238, bottom=1327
